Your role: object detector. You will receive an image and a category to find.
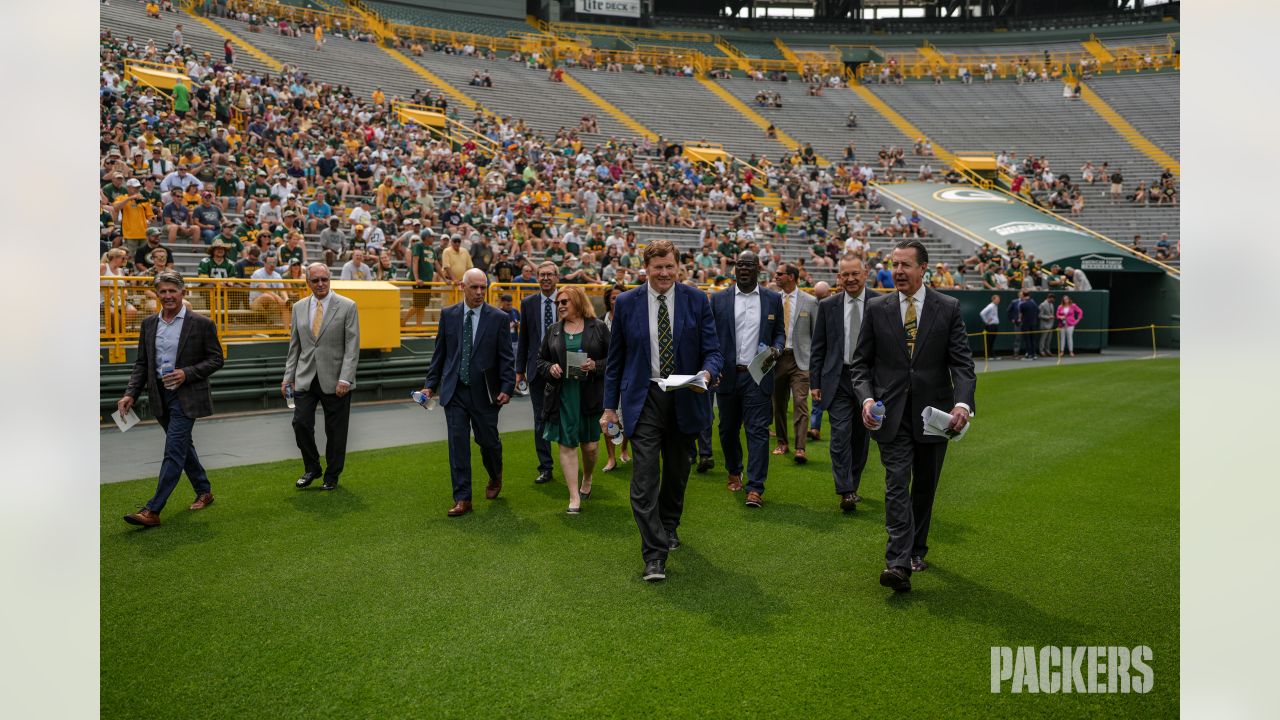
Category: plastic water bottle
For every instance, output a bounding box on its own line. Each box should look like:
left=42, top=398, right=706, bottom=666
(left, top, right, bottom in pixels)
left=285, top=384, right=295, bottom=409
left=870, top=400, right=886, bottom=428
left=160, top=360, right=175, bottom=390
left=411, top=389, right=437, bottom=411
left=605, top=420, right=625, bottom=446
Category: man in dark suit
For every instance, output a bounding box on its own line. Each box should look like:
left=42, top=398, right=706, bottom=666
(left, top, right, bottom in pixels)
left=851, top=240, right=976, bottom=592
left=515, top=261, right=558, bottom=485
left=601, top=240, right=723, bottom=582
left=283, top=263, right=361, bottom=491
left=118, top=271, right=225, bottom=527
left=1015, top=289, right=1040, bottom=360
left=810, top=254, right=872, bottom=513
left=711, top=251, right=784, bottom=508
left=423, top=268, right=516, bottom=517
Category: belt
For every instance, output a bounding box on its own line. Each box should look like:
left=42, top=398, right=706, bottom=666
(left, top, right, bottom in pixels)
left=735, top=364, right=749, bottom=372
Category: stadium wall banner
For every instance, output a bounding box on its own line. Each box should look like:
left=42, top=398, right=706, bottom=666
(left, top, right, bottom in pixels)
left=576, top=0, right=641, bottom=19
left=878, top=183, right=1162, bottom=273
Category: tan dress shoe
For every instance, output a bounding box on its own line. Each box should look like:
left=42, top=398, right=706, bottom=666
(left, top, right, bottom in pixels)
left=726, top=475, right=743, bottom=492
left=745, top=491, right=763, bottom=508
left=447, top=501, right=473, bottom=517
left=190, top=493, right=215, bottom=510
left=484, top=477, right=502, bottom=500
left=123, top=508, right=160, bottom=527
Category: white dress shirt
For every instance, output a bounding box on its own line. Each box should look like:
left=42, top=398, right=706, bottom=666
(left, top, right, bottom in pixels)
left=309, top=293, right=332, bottom=334
left=844, top=289, right=866, bottom=365
left=538, top=291, right=557, bottom=340
left=897, top=285, right=971, bottom=414
left=733, top=285, right=762, bottom=365
left=781, top=289, right=799, bottom=349
left=647, top=283, right=676, bottom=378
left=462, top=302, right=482, bottom=346
left=979, top=302, right=999, bottom=326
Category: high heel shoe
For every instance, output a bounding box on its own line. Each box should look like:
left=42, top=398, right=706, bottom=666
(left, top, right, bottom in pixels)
left=601, top=462, right=616, bottom=473
left=579, top=486, right=592, bottom=500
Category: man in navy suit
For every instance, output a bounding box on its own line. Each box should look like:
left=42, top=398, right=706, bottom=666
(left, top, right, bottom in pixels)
left=601, top=240, right=723, bottom=582
left=711, top=251, right=784, bottom=508
left=810, top=254, right=873, bottom=513
left=852, top=240, right=976, bottom=592
left=515, top=261, right=558, bottom=485
left=423, top=268, right=516, bottom=517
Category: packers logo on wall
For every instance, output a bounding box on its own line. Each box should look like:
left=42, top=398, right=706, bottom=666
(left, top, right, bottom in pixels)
left=932, top=188, right=1013, bottom=203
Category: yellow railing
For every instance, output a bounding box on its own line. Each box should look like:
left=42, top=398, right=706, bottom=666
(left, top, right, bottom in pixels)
left=391, top=100, right=500, bottom=154
left=226, top=0, right=368, bottom=33
left=857, top=37, right=1177, bottom=82
left=387, top=23, right=547, bottom=55
left=544, top=20, right=714, bottom=44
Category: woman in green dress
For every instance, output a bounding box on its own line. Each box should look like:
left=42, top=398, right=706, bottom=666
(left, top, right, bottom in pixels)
left=537, top=285, right=611, bottom=514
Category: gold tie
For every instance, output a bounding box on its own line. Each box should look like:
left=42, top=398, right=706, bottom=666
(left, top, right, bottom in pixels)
left=312, top=298, right=324, bottom=338
left=904, top=296, right=918, bottom=357
left=783, top=294, right=792, bottom=344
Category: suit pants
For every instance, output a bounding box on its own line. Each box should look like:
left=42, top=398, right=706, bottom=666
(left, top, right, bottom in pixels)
left=146, top=389, right=211, bottom=513
left=771, top=350, right=810, bottom=451
left=292, top=385, right=352, bottom=483
left=877, top=409, right=948, bottom=570
left=827, top=374, right=870, bottom=496
left=692, top=393, right=713, bottom=460
left=444, top=382, right=503, bottom=502
left=717, top=373, right=772, bottom=494
left=1038, top=320, right=1056, bottom=355
left=630, top=384, right=695, bottom=563
left=529, top=376, right=553, bottom=473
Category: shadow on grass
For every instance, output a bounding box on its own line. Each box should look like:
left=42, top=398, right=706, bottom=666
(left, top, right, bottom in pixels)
left=653, top=546, right=789, bottom=635
left=735, top=499, right=854, bottom=534
left=116, top=515, right=217, bottom=557
left=438, top=498, right=541, bottom=544
left=285, top=485, right=369, bottom=520
left=886, top=565, right=1093, bottom=646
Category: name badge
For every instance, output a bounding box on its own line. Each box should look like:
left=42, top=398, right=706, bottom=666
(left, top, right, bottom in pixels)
left=799, top=311, right=810, bottom=318
left=767, top=314, right=775, bottom=320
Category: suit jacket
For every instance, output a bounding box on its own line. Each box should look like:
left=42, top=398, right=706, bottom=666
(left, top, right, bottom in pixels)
left=810, top=289, right=871, bottom=407
left=424, top=301, right=516, bottom=408
left=537, top=317, right=610, bottom=423
left=125, top=310, right=224, bottom=420
left=284, top=292, right=360, bottom=394
left=603, top=282, right=723, bottom=438
left=783, top=289, right=819, bottom=371
left=850, top=287, right=977, bottom=444
left=517, top=290, right=557, bottom=380
left=711, top=285, right=785, bottom=395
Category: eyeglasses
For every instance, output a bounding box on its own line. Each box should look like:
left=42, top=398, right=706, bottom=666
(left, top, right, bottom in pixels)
left=555, top=299, right=570, bottom=306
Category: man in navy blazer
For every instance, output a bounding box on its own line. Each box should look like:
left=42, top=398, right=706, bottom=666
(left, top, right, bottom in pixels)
left=711, top=251, right=784, bottom=508
left=601, top=240, right=723, bottom=582
left=851, top=240, right=976, bottom=593
left=424, top=269, right=516, bottom=517
left=515, top=261, right=559, bottom=485
left=810, top=254, right=873, bottom=513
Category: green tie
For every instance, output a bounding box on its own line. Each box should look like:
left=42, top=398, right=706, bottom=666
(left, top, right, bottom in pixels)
left=657, top=293, right=673, bottom=378
left=461, top=308, right=474, bottom=385
left=904, top=296, right=918, bottom=357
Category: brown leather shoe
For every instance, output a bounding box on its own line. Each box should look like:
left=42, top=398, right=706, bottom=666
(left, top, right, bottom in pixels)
left=839, top=492, right=860, bottom=512
left=447, top=501, right=473, bottom=517
left=189, top=493, right=215, bottom=510
left=808, top=428, right=821, bottom=441
left=771, top=444, right=788, bottom=455
left=745, top=491, right=763, bottom=508
left=484, top=477, right=502, bottom=500
left=123, top=508, right=160, bottom=527
left=793, top=449, right=808, bottom=464
left=726, top=474, right=743, bottom=492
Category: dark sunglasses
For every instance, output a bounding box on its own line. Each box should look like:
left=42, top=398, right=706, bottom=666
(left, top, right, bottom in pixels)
left=555, top=299, right=570, bottom=306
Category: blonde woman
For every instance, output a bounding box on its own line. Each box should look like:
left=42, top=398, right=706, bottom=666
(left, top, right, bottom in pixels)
left=101, top=248, right=137, bottom=332
left=537, top=285, right=610, bottom=514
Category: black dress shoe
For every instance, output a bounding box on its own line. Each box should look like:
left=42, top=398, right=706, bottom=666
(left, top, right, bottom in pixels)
left=879, top=566, right=912, bottom=592
left=668, top=530, right=680, bottom=550
left=696, top=457, right=715, bottom=474
left=910, top=556, right=929, bottom=573
left=296, top=471, right=321, bottom=489
left=839, top=492, right=859, bottom=512
left=320, top=481, right=338, bottom=491
left=642, top=559, right=666, bottom=582
left=534, top=470, right=553, bottom=484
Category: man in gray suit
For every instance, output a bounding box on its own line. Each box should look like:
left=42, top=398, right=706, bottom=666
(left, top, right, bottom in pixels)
left=283, top=263, right=361, bottom=490
left=810, top=255, right=872, bottom=513
left=771, top=264, right=818, bottom=464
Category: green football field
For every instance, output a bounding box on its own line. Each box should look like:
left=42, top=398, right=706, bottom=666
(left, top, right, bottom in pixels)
left=100, top=359, right=1178, bottom=718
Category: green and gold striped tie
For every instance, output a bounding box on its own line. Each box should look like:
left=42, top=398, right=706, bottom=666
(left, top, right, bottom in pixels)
left=904, top=295, right=918, bottom=357
left=657, top=293, right=673, bottom=377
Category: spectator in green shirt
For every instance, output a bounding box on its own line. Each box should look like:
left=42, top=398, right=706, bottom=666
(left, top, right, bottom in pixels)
left=197, top=238, right=237, bottom=278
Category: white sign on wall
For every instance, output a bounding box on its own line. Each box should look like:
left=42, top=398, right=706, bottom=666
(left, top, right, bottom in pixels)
left=576, top=0, right=641, bottom=19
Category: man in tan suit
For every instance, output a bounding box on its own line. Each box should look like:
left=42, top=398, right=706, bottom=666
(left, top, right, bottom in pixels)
left=771, top=264, right=818, bottom=464
left=283, top=263, right=361, bottom=490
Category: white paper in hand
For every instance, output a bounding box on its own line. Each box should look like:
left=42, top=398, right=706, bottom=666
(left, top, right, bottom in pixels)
left=747, top=348, right=777, bottom=385
left=111, top=408, right=141, bottom=433
left=653, top=374, right=709, bottom=393
left=921, top=406, right=969, bottom=441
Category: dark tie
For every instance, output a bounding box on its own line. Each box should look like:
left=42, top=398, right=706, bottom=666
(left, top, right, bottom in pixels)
left=543, top=296, right=553, bottom=340
left=461, top=308, right=474, bottom=385
left=904, top=296, right=918, bottom=357
left=657, top=293, right=673, bottom=378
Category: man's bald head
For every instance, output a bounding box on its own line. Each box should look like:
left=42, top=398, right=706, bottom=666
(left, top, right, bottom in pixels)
left=461, top=268, right=489, bottom=308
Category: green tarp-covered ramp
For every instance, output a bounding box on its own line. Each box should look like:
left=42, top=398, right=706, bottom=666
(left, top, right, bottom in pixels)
left=877, top=183, right=1164, bottom=273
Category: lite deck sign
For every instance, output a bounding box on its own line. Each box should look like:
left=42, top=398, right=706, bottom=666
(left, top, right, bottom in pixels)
left=576, top=0, right=641, bottom=18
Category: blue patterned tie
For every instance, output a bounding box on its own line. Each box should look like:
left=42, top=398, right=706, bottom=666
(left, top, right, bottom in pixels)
left=657, top=293, right=673, bottom=377
left=543, top=295, right=553, bottom=340
left=461, top=308, right=474, bottom=385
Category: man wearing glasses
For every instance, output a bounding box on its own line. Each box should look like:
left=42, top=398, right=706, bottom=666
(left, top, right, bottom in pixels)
left=283, top=263, right=361, bottom=491
left=515, top=261, right=560, bottom=485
